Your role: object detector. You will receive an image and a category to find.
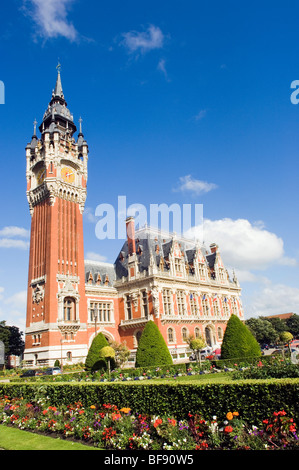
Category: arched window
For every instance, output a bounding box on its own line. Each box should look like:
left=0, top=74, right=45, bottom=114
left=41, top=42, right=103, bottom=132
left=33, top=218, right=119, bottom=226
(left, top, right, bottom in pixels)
left=136, top=330, right=142, bottom=344
left=194, top=327, right=200, bottom=339
left=217, top=327, right=223, bottom=340
left=64, top=297, right=76, bottom=321
left=182, top=327, right=188, bottom=341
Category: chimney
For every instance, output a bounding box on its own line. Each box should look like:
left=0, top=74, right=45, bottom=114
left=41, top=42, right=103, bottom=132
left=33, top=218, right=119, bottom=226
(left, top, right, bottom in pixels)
left=210, top=243, right=218, bottom=254
left=126, top=216, right=136, bottom=256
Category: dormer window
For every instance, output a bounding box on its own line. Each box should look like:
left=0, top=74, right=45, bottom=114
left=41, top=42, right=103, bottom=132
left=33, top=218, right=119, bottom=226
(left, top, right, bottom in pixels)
left=174, top=257, right=183, bottom=275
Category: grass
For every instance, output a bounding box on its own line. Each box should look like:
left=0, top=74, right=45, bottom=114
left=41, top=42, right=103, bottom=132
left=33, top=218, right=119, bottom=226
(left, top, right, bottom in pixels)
left=0, top=424, right=100, bottom=451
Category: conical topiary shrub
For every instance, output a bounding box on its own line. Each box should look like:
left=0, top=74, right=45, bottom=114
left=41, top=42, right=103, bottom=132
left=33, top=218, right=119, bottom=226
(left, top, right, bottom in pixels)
left=135, top=320, right=173, bottom=367
left=221, top=314, right=261, bottom=360
left=85, top=332, right=109, bottom=372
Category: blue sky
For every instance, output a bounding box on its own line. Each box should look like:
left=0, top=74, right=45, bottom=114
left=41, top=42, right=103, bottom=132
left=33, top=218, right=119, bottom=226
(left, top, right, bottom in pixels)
left=1, top=0, right=299, bottom=332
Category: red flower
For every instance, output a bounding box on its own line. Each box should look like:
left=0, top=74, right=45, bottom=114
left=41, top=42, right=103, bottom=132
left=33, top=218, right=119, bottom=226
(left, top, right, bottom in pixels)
left=224, top=425, right=233, bottom=433
left=154, top=418, right=163, bottom=428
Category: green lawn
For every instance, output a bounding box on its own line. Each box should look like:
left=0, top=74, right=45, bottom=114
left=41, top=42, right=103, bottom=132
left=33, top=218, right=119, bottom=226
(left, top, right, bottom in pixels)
left=0, top=425, right=100, bottom=451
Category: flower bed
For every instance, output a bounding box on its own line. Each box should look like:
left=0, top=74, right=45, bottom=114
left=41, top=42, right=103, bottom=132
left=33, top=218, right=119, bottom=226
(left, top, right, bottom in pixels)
left=0, top=395, right=298, bottom=450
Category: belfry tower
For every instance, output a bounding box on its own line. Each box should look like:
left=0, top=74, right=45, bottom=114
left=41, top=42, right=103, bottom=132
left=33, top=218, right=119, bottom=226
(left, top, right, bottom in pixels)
left=24, top=66, right=89, bottom=367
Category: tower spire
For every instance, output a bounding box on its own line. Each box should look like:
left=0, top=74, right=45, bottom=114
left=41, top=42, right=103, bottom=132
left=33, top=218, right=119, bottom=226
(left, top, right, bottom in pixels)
left=54, top=62, right=64, bottom=98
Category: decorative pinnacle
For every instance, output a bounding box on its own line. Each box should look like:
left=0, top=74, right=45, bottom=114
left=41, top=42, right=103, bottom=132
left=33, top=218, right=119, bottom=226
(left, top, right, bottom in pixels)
left=33, top=118, right=37, bottom=136
left=79, top=116, right=83, bottom=135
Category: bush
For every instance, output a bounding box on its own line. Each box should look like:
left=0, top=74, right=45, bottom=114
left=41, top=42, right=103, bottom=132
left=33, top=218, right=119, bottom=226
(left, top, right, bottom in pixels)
left=85, top=333, right=109, bottom=372
left=135, top=321, right=173, bottom=367
left=221, top=315, right=261, bottom=360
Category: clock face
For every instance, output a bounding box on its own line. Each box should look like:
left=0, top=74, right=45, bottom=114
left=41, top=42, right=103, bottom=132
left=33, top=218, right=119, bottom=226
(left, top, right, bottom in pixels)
left=61, top=167, right=75, bottom=184
left=36, top=167, right=46, bottom=185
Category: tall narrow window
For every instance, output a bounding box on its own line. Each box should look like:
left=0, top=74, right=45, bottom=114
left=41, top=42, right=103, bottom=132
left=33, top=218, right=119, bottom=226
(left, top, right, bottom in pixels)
left=176, top=290, right=186, bottom=316
left=142, top=290, right=148, bottom=317
left=64, top=297, right=75, bottom=321
left=162, top=289, right=172, bottom=315
left=190, top=293, right=198, bottom=316
left=126, top=295, right=132, bottom=320
left=202, top=295, right=209, bottom=316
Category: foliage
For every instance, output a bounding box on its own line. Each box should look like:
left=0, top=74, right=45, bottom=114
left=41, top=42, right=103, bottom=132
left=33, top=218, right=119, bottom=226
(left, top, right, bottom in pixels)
left=285, top=314, right=299, bottom=337
left=0, top=378, right=298, bottom=424
left=0, top=322, right=24, bottom=361
left=232, top=359, right=299, bottom=380
left=279, top=331, right=293, bottom=345
left=0, top=396, right=298, bottom=450
left=85, top=333, right=109, bottom=372
left=135, top=321, right=173, bottom=367
left=110, top=341, right=130, bottom=369
left=246, top=318, right=278, bottom=345
left=221, top=315, right=261, bottom=360
left=99, top=347, right=115, bottom=359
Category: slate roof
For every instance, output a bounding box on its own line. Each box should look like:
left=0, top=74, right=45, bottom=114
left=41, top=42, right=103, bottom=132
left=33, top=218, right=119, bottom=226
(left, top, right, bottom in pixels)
left=85, top=260, right=116, bottom=287
left=114, top=227, right=215, bottom=280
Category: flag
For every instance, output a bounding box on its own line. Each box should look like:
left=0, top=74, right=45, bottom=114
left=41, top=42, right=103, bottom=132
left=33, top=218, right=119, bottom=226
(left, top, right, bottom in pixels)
left=213, top=293, right=217, bottom=301
left=202, top=294, right=206, bottom=300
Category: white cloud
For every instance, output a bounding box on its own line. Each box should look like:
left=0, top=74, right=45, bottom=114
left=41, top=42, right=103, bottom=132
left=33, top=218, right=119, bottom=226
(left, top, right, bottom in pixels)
left=174, top=175, right=218, bottom=195
left=0, top=239, right=29, bottom=250
left=0, top=226, right=29, bottom=238
left=4, top=291, right=27, bottom=309
left=185, top=218, right=296, bottom=271
left=85, top=251, right=107, bottom=262
left=247, top=283, right=299, bottom=317
left=24, top=0, right=78, bottom=41
left=194, top=109, right=207, bottom=121
left=157, top=59, right=170, bottom=81
left=120, top=25, right=164, bottom=54
left=83, top=207, right=98, bottom=224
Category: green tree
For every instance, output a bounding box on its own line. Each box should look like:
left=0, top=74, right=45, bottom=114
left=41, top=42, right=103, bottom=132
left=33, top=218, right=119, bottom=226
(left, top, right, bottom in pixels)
left=285, top=314, right=299, bottom=337
left=85, top=332, right=109, bottom=372
left=280, top=331, right=293, bottom=354
left=190, top=338, right=206, bottom=364
left=245, top=317, right=278, bottom=345
left=221, top=315, right=261, bottom=360
left=0, top=322, right=24, bottom=364
left=261, top=317, right=287, bottom=335
left=99, top=346, right=115, bottom=377
left=110, top=340, right=130, bottom=368
left=135, top=321, right=173, bottom=367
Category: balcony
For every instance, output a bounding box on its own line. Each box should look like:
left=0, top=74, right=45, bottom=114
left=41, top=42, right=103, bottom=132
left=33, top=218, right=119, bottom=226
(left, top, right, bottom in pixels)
left=119, top=316, right=151, bottom=330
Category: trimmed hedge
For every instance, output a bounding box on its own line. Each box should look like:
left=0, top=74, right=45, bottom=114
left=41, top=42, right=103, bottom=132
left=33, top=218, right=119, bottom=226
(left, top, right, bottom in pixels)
left=1, top=379, right=298, bottom=424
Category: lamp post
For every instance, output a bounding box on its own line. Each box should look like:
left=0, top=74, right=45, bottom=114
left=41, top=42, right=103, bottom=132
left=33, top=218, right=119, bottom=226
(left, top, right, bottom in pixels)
left=60, top=338, right=64, bottom=373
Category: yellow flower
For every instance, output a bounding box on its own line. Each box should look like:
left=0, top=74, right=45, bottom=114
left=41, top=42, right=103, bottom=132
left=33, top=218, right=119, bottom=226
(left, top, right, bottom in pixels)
left=120, top=407, right=131, bottom=414
left=226, top=412, right=233, bottom=421
left=90, top=405, right=96, bottom=409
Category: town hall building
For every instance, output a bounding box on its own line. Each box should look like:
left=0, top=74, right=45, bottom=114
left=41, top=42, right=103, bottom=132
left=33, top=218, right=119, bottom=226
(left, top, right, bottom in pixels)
left=23, top=68, right=244, bottom=367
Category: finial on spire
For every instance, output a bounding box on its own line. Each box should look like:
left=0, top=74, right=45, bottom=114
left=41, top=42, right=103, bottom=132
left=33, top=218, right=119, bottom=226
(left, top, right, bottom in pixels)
left=33, top=118, right=37, bottom=136
left=79, top=116, right=83, bottom=135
